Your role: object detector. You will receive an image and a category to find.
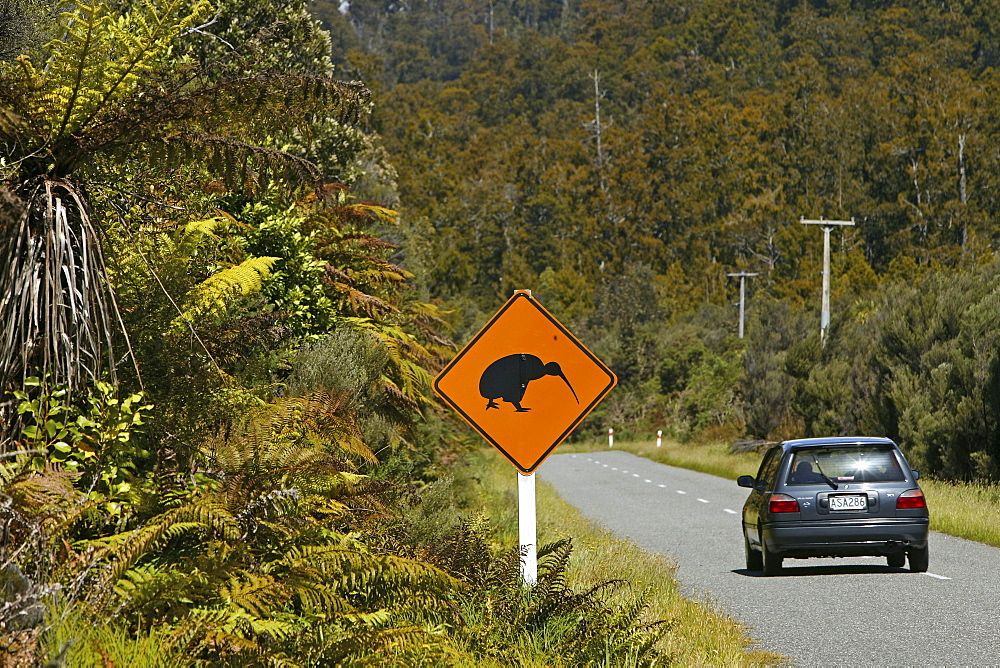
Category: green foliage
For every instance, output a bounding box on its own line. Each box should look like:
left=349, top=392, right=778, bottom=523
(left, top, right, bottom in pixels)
left=41, top=599, right=191, bottom=668
left=8, top=392, right=465, bottom=666
left=430, top=522, right=670, bottom=666
left=0, top=0, right=371, bottom=406
left=15, top=377, right=152, bottom=513
left=741, top=299, right=813, bottom=440
left=172, top=255, right=282, bottom=333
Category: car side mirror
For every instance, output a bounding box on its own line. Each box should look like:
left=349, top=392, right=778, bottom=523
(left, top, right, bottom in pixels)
left=737, top=475, right=755, bottom=488
left=912, top=470, right=920, bottom=480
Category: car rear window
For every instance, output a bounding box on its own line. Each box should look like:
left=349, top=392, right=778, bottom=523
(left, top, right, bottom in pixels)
left=786, top=446, right=906, bottom=485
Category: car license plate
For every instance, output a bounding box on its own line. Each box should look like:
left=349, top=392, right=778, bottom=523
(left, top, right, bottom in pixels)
left=829, top=494, right=867, bottom=511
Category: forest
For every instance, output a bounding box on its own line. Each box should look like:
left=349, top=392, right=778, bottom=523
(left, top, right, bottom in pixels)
left=1, top=0, right=999, bottom=664
left=316, top=0, right=1000, bottom=481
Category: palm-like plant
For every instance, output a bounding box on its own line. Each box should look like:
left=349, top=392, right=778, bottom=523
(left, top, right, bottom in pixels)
left=0, top=0, right=369, bottom=404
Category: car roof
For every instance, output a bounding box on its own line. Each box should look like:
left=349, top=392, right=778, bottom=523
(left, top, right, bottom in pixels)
left=778, top=436, right=898, bottom=451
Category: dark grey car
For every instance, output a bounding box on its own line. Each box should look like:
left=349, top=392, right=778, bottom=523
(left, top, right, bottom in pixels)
left=737, top=436, right=929, bottom=576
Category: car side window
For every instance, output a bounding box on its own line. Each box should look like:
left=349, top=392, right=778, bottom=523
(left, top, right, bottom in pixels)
left=755, top=447, right=782, bottom=490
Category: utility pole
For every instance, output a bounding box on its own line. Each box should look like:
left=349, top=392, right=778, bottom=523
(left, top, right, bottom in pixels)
left=800, top=216, right=855, bottom=346
left=727, top=271, right=758, bottom=339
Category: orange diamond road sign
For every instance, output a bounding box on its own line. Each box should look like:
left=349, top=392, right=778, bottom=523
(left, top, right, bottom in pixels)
left=434, top=291, right=617, bottom=473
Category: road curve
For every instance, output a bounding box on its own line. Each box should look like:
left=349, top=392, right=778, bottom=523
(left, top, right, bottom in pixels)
left=537, top=450, right=1000, bottom=665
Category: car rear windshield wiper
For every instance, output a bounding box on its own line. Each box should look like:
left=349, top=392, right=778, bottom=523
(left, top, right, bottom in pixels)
left=811, top=455, right=839, bottom=490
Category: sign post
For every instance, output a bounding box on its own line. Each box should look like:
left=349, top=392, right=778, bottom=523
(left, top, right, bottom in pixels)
left=517, top=472, right=537, bottom=585
left=434, top=291, right=617, bottom=585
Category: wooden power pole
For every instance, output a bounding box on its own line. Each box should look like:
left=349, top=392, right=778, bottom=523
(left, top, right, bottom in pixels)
left=800, top=216, right=855, bottom=346
left=727, top=271, right=758, bottom=339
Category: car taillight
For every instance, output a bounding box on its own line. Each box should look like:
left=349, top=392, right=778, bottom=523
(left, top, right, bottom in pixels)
left=896, top=489, right=926, bottom=509
left=769, top=494, right=800, bottom=513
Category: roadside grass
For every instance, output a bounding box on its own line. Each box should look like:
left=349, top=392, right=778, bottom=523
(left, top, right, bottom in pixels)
left=560, top=438, right=761, bottom=481
left=918, top=479, right=1000, bottom=547
left=563, top=438, right=1000, bottom=549
left=465, top=448, right=787, bottom=666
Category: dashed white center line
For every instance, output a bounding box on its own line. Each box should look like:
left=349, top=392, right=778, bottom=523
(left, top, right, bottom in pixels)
left=590, top=462, right=742, bottom=515
left=924, top=572, right=952, bottom=580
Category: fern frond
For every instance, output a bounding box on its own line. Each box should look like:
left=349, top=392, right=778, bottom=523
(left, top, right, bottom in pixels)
left=268, top=392, right=376, bottom=465
left=221, top=573, right=289, bottom=618
left=155, top=131, right=326, bottom=194
left=171, top=255, right=280, bottom=331
left=45, top=0, right=212, bottom=142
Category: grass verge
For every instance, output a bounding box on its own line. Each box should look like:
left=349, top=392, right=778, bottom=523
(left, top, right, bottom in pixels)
left=462, top=448, right=787, bottom=665
left=563, top=438, right=1000, bottom=549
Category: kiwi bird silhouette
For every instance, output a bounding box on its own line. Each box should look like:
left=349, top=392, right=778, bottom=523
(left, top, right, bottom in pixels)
left=479, top=353, right=579, bottom=412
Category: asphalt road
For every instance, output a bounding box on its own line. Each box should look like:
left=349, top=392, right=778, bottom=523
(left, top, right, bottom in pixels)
left=537, top=450, right=1000, bottom=666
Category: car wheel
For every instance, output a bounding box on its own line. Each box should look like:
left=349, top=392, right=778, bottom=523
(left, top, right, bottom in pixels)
left=908, top=545, right=929, bottom=573
left=745, top=531, right=763, bottom=572
left=887, top=553, right=905, bottom=568
left=760, top=527, right=782, bottom=576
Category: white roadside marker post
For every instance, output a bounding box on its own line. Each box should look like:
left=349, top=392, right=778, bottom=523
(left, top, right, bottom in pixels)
left=518, top=471, right=537, bottom=586
left=656, top=429, right=662, bottom=447
left=608, top=427, right=614, bottom=448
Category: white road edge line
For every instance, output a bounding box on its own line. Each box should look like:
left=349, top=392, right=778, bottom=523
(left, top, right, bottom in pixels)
left=676, top=490, right=687, bottom=495
left=923, top=572, right=952, bottom=580
left=644, top=479, right=652, bottom=483
left=723, top=509, right=737, bottom=514
left=657, top=484, right=666, bottom=488
left=697, top=498, right=709, bottom=503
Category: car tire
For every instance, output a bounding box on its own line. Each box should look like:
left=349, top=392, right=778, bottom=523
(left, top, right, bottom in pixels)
left=745, top=531, right=763, bottom=572
left=887, top=553, right=905, bottom=568
left=760, top=527, right=782, bottom=576
left=908, top=545, right=929, bottom=573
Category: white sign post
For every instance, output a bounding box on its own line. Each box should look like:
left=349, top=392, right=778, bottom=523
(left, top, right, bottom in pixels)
left=608, top=427, right=614, bottom=448
left=656, top=429, right=662, bottom=447
left=518, top=471, right=537, bottom=586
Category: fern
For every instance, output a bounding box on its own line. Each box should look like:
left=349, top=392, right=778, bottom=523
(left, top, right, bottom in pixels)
left=170, top=255, right=281, bottom=332
left=0, top=0, right=372, bottom=404
left=46, top=0, right=211, bottom=143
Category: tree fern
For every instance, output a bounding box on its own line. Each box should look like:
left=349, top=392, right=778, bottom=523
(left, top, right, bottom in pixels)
left=0, top=0, right=371, bottom=413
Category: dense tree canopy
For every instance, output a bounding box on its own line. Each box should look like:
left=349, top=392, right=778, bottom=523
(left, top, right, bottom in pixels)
left=316, top=0, right=1000, bottom=480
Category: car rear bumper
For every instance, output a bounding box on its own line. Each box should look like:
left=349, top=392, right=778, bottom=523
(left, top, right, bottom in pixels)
left=763, top=518, right=929, bottom=558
